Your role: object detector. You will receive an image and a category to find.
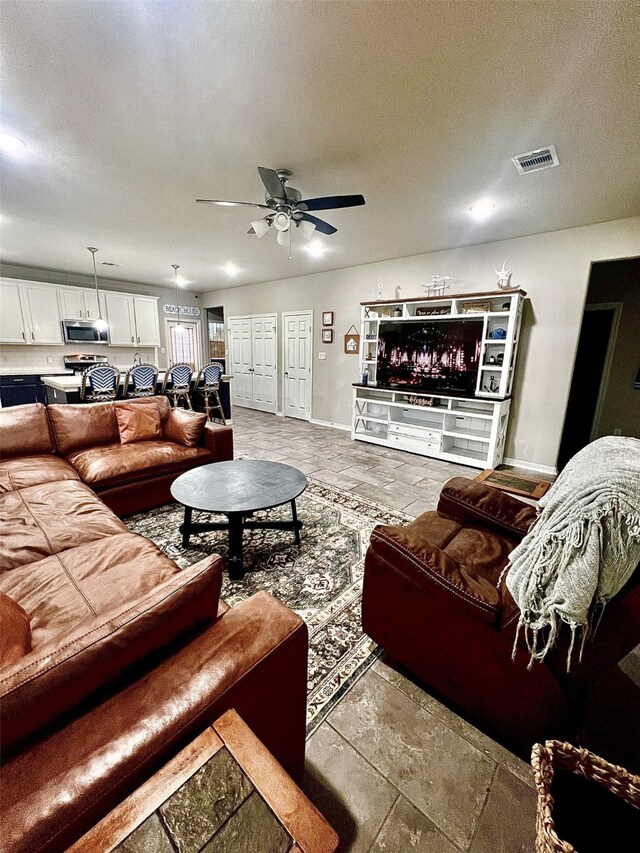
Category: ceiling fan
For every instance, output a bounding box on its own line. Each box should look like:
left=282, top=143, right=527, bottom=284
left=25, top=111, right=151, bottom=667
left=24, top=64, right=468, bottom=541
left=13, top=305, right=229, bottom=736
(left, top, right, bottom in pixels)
left=196, top=167, right=365, bottom=252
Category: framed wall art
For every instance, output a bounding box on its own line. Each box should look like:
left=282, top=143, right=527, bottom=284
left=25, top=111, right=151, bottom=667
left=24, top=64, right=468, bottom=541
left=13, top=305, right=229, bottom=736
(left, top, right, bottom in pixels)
left=321, top=329, right=333, bottom=343
left=322, top=311, right=334, bottom=326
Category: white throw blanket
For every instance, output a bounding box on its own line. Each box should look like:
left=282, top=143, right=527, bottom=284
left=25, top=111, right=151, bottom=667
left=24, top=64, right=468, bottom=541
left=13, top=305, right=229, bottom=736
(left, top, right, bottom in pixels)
left=505, top=436, right=640, bottom=670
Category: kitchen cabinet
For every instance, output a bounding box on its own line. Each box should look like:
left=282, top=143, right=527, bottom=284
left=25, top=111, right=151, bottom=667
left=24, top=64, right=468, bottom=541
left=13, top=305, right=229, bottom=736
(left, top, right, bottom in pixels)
left=0, top=282, right=27, bottom=343
left=132, top=297, right=160, bottom=346
left=104, top=292, right=136, bottom=346
left=60, top=288, right=102, bottom=322
left=0, top=374, right=40, bottom=407
left=22, top=284, right=63, bottom=344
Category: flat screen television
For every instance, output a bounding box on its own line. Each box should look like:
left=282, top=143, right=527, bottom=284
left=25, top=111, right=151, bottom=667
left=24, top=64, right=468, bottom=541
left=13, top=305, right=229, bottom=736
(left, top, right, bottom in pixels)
left=376, top=318, right=483, bottom=394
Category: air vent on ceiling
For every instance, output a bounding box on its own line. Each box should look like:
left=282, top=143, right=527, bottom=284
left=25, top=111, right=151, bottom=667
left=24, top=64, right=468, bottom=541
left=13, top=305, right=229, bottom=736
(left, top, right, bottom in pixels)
left=512, top=145, right=559, bottom=175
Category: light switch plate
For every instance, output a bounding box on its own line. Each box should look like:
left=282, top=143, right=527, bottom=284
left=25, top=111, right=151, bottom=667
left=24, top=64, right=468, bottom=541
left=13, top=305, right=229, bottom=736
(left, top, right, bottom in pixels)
left=318, top=352, right=326, bottom=360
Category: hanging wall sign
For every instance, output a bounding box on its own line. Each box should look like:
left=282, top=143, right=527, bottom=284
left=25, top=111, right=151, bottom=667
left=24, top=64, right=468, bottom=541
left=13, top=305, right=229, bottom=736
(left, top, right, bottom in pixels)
left=344, top=325, right=360, bottom=355
left=164, top=304, right=201, bottom=317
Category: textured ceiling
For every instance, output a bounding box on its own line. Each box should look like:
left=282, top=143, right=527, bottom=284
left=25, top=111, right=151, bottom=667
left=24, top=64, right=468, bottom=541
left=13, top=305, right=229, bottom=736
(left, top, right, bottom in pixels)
left=1, top=1, right=638, bottom=292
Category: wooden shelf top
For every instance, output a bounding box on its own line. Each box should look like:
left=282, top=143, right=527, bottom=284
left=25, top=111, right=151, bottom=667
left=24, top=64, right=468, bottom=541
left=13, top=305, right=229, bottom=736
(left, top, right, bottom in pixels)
left=360, top=287, right=526, bottom=306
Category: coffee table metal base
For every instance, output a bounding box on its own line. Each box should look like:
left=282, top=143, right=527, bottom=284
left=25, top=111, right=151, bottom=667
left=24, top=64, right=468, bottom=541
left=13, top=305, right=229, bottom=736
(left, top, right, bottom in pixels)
left=180, top=501, right=302, bottom=580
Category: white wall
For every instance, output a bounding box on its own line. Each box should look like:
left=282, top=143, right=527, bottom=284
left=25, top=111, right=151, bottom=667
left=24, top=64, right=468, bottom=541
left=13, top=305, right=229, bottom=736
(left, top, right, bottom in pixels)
left=203, top=217, right=640, bottom=471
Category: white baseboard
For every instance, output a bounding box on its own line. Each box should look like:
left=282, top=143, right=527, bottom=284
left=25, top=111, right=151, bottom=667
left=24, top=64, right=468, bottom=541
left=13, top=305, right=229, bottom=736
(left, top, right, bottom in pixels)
left=503, top=457, right=558, bottom=476
left=310, top=418, right=351, bottom=432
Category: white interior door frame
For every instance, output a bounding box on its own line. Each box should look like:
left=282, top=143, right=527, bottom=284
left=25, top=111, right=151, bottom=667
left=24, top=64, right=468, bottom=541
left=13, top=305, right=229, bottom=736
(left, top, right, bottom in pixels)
left=282, top=310, right=313, bottom=421
left=586, top=302, right=622, bottom=440
left=227, top=313, right=278, bottom=413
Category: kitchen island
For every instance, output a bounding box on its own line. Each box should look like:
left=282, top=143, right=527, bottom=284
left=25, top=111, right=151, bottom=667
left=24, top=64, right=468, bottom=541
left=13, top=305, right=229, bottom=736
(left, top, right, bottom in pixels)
left=41, top=372, right=233, bottom=420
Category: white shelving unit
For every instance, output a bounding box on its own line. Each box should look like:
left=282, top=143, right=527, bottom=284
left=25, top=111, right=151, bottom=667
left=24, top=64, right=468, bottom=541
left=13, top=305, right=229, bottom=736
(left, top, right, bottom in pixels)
left=352, top=289, right=525, bottom=468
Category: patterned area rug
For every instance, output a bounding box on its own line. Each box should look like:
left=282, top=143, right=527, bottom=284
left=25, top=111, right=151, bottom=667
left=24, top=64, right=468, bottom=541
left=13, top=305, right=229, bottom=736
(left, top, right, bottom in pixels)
left=126, top=478, right=411, bottom=736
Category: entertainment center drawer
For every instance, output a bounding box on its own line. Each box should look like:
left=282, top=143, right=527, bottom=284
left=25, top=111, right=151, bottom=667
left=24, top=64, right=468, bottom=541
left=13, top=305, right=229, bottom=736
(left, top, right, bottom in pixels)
left=389, top=422, right=442, bottom=441
left=388, top=433, right=441, bottom=454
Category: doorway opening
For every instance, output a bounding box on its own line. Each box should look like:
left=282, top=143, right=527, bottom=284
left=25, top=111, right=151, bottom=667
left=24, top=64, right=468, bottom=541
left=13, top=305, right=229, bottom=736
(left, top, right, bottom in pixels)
left=558, top=257, right=639, bottom=470
left=282, top=311, right=313, bottom=421
left=166, top=319, right=201, bottom=369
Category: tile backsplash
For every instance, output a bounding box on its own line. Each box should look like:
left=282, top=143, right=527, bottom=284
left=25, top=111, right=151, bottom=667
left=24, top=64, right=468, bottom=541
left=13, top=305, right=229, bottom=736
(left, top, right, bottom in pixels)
left=0, top=343, right=158, bottom=371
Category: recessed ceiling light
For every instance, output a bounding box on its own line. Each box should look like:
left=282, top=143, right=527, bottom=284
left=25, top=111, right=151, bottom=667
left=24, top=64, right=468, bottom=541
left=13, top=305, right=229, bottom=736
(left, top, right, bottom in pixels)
left=307, top=239, right=325, bottom=258
left=469, top=200, right=496, bottom=222
left=224, top=263, right=239, bottom=276
left=0, top=132, right=27, bottom=157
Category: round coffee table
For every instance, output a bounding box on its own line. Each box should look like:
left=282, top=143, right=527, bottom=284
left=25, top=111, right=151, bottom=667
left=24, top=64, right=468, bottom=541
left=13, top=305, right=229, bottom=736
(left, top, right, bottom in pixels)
left=170, top=460, right=308, bottom=580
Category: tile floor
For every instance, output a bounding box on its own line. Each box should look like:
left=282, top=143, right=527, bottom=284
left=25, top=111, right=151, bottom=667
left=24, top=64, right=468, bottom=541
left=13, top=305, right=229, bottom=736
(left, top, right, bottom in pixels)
left=231, top=407, right=639, bottom=853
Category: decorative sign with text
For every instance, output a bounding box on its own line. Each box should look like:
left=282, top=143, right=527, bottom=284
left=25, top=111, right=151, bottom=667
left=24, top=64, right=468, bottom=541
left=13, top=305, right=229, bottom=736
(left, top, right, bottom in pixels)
left=164, top=304, right=201, bottom=317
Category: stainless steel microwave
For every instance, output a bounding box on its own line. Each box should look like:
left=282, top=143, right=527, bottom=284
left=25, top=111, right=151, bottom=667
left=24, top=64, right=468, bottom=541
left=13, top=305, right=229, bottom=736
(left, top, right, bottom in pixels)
left=62, top=319, right=109, bottom=345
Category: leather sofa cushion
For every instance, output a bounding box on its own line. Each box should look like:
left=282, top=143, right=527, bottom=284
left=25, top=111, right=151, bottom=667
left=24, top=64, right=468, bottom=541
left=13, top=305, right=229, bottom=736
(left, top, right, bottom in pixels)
left=369, top=511, right=520, bottom=624
left=48, top=401, right=119, bottom=455
left=115, top=401, right=162, bottom=444
left=0, top=593, right=31, bottom=668
left=0, top=555, right=222, bottom=751
left=0, top=403, right=54, bottom=460
left=0, top=480, right=127, bottom=572
left=0, top=455, right=80, bottom=494
left=66, top=441, right=212, bottom=489
left=438, top=477, right=537, bottom=538
left=164, top=408, right=207, bottom=447
left=0, top=531, right=179, bottom=652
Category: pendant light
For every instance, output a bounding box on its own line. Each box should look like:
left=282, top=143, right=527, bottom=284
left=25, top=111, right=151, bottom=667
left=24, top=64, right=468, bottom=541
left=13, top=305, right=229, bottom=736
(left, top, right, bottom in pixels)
left=172, top=264, right=184, bottom=331
left=87, top=247, right=109, bottom=332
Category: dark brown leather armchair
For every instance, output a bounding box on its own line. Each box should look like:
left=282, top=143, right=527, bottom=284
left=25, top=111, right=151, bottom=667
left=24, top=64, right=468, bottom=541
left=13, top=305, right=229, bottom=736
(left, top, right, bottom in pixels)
left=362, top=477, right=640, bottom=750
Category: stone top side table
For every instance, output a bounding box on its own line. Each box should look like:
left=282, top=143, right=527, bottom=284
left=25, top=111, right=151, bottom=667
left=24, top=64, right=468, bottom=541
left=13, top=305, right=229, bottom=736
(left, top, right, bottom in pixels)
left=68, top=710, right=338, bottom=853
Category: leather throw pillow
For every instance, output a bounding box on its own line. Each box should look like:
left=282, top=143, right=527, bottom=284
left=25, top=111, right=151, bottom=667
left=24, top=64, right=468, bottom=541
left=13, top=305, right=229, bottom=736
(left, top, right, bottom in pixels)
left=164, top=408, right=207, bottom=447
left=0, top=593, right=32, bottom=668
left=115, top=401, right=162, bottom=445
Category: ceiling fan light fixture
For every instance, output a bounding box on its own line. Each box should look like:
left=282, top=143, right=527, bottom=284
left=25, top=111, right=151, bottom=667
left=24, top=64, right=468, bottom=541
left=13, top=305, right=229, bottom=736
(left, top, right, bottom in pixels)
left=251, top=218, right=271, bottom=238
left=297, top=219, right=316, bottom=240
left=273, top=211, right=290, bottom=232
left=276, top=228, right=289, bottom=246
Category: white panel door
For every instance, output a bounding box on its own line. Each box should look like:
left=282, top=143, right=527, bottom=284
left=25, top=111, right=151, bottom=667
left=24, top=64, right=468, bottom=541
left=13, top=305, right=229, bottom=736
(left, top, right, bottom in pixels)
left=283, top=312, right=312, bottom=420
left=229, top=318, right=253, bottom=407
left=59, top=288, right=85, bottom=320
left=105, top=293, right=136, bottom=346
left=0, top=281, right=27, bottom=343
left=133, top=297, right=160, bottom=346
left=251, top=316, right=277, bottom=413
left=22, top=284, right=63, bottom=344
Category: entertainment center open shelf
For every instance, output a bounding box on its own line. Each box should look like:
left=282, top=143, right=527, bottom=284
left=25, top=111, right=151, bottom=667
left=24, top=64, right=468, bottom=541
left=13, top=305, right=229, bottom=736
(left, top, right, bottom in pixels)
left=352, top=288, right=526, bottom=468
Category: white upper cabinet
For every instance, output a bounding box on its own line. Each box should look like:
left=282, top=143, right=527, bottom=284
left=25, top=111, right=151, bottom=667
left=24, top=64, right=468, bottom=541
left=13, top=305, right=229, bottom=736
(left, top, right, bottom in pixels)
left=59, top=287, right=101, bottom=321
left=132, top=297, right=160, bottom=346
left=0, top=281, right=27, bottom=343
left=59, top=288, right=85, bottom=320
left=22, top=284, right=63, bottom=344
left=104, top=292, right=136, bottom=346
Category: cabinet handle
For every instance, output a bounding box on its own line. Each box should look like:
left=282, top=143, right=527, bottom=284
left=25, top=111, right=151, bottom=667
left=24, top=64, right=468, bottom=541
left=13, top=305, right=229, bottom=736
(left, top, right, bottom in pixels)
left=22, top=331, right=25, bottom=341
left=137, top=336, right=140, bottom=343
left=131, top=336, right=134, bottom=343
left=13, top=378, right=24, bottom=382
left=31, top=332, right=35, bottom=341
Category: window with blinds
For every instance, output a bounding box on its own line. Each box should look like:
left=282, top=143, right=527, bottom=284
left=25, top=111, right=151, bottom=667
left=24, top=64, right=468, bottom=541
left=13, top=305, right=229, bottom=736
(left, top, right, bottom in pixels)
left=168, top=322, right=197, bottom=368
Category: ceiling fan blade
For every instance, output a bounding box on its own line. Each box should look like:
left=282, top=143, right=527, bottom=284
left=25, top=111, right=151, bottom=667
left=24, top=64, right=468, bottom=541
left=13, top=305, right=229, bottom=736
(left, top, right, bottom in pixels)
left=196, top=199, right=272, bottom=209
left=258, top=167, right=286, bottom=201
left=299, top=213, right=337, bottom=235
left=298, top=194, right=365, bottom=212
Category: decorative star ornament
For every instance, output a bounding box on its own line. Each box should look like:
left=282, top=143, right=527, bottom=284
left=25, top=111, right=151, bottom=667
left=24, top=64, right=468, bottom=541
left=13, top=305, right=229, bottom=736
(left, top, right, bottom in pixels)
left=495, top=261, right=512, bottom=288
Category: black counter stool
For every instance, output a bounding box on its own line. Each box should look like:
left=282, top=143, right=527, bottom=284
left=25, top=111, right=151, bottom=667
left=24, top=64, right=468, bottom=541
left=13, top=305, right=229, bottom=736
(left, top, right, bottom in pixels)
left=194, top=362, right=226, bottom=424
left=162, top=362, right=193, bottom=409
left=80, top=363, right=120, bottom=402
left=123, top=363, right=158, bottom=398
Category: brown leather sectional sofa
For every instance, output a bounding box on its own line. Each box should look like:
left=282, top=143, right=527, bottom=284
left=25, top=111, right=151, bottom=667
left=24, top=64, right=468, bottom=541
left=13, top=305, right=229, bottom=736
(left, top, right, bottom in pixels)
left=362, top=476, right=640, bottom=752
left=0, top=400, right=309, bottom=853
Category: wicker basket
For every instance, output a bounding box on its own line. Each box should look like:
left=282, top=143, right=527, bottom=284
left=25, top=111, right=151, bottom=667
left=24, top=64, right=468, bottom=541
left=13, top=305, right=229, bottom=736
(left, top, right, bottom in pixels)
left=531, top=740, right=640, bottom=852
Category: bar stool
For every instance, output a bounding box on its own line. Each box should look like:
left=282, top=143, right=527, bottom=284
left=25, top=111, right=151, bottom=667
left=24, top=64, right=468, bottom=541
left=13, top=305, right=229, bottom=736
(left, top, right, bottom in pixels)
left=123, top=363, right=158, bottom=398
left=80, top=364, right=120, bottom=402
left=194, top=362, right=226, bottom=424
left=162, top=362, right=193, bottom=409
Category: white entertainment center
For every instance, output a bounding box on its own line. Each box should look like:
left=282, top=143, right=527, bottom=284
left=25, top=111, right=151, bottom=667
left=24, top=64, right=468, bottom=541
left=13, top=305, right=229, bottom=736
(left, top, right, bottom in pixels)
left=351, top=288, right=526, bottom=469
